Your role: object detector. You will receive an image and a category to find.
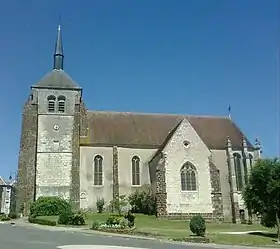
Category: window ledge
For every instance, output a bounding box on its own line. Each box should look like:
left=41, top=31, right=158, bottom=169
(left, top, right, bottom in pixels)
left=181, top=190, right=199, bottom=193
left=93, top=185, right=104, bottom=188
left=132, top=185, right=142, bottom=187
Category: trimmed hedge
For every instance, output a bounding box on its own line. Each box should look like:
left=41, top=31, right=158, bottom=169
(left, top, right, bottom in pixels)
left=30, top=196, right=72, bottom=217
left=28, top=215, right=56, bottom=226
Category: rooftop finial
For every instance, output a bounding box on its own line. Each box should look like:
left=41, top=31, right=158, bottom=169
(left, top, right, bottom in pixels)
left=228, top=105, right=232, bottom=119
left=53, top=24, right=64, bottom=70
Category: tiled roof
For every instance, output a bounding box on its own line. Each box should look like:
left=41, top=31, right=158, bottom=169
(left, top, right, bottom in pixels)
left=82, top=111, right=253, bottom=150
left=32, top=69, right=81, bottom=90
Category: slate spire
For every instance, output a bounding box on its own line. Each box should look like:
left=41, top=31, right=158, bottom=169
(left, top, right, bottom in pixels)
left=53, top=25, right=64, bottom=70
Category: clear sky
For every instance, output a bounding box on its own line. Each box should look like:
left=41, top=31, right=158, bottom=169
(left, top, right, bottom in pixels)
left=0, top=0, right=279, bottom=180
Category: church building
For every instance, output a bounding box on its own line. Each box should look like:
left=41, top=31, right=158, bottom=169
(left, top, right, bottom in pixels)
left=17, top=26, right=262, bottom=222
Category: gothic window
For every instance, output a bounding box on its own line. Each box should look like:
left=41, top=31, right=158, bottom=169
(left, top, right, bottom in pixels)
left=233, top=153, right=243, bottom=191
left=249, top=154, right=254, bottom=169
left=180, top=162, right=197, bottom=191
left=243, top=157, right=248, bottom=185
left=57, top=95, right=66, bottom=113
left=132, top=156, right=140, bottom=186
left=47, top=95, right=56, bottom=112
left=94, top=155, right=103, bottom=186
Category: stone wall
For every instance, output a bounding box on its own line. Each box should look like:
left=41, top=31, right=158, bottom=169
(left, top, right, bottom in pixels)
left=112, top=146, right=119, bottom=202
left=16, top=96, right=38, bottom=214
left=209, top=158, right=224, bottom=221
left=155, top=153, right=167, bottom=217
left=70, top=95, right=82, bottom=210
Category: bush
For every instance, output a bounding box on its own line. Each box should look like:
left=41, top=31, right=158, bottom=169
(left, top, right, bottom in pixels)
left=96, top=198, right=105, bottom=213
left=110, top=195, right=128, bottom=214
left=8, top=212, right=18, bottom=219
left=58, top=210, right=74, bottom=225
left=189, top=215, right=206, bottom=237
left=124, top=211, right=135, bottom=228
left=106, top=215, right=121, bottom=226
left=0, top=214, right=11, bottom=221
left=128, top=189, right=155, bottom=215
left=58, top=211, right=86, bottom=226
left=30, top=196, right=72, bottom=217
left=69, top=212, right=86, bottom=226
left=261, top=211, right=276, bottom=228
left=92, top=220, right=101, bottom=230
left=28, top=216, right=56, bottom=226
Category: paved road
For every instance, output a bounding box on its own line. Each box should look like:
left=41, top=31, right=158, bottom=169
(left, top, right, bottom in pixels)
left=0, top=222, right=192, bottom=249
left=0, top=222, right=272, bottom=249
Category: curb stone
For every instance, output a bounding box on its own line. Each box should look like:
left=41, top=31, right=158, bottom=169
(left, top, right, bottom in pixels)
left=9, top=220, right=280, bottom=249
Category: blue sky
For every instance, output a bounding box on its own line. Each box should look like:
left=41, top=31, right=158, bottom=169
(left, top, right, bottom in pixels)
left=0, top=0, right=279, bottom=179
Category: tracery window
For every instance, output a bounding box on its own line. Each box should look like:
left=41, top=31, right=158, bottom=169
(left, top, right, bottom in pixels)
left=180, top=162, right=197, bottom=191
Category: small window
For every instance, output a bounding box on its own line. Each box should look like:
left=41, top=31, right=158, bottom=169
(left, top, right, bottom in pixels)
left=94, top=155, right=103, bottom=186
left=132, top=156, right=140, bottom=186
left=183, top=140, right=190, bottom=148
left=47, top=95, right=56, bottom=112
left=58, top=95, right=66, bottom=113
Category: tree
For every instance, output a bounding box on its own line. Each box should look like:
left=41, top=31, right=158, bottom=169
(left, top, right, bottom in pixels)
left=243, top=158, right=280, bottom=242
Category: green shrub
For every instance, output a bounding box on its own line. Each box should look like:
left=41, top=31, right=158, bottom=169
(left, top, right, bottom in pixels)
left=106, top=215, right=121, bottom=226
left=128, top=189, right=156, bottom=215
left=58, top=211, right=86, bottom=226
left=110, top=195, right=127, bottom=215
left=124, top=211, right=135, bottom=228
left=58, top=210, right=74, bottom=225
left=189, top=215, right=206, bottom=237
left=96, top=198, right=105, bottom=213
left=0, top=214, right=11, bottom=221
left=92, top=220, right=101, bottom=229
left=28, top=216, right=56, bottom=226
left=69, top=212, right=86, bottom=226
left=30, top=196, right=72, bottom=217
left=8, top=212, right=18, bottom=219
left=261, top=211, right=276, bottom=228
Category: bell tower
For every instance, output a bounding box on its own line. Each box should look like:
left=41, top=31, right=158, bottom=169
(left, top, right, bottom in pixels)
left=17, top=26, right=83, bottom=213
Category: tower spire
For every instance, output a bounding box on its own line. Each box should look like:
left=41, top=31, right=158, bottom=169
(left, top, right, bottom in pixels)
left=53, top=25, right=64, bottom=70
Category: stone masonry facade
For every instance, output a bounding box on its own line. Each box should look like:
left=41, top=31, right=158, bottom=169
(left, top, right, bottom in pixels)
left=17, top=94, right=38, bottom=215
left=155, top=153, right=167, bottom=217
left=112, top=146, right=120, bottom=202
left=70, top=95, right=82, bottom=210
left=209, top=156, right=224, bottom=221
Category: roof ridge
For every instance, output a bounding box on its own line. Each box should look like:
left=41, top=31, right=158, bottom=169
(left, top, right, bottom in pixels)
left=87, top=110, right=229, bottom=119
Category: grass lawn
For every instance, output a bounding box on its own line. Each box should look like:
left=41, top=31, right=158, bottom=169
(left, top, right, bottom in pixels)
left=39, top=213, right=279, bottom=246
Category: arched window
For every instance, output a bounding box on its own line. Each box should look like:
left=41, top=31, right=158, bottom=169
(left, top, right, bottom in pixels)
left=47, top=95, right=56, bottom=112
left=249, top=154, right=254, bottom=169
left=180, top=162, right=197, bottom=191
left=94, top=155, right=103, bottom=186
left=132, top=156, right=140, bottom=186
left=243, top=156, right=248, bottom=185
left=57, top=95, right=66, bottom=113
left=233, top=153, right=243, bottom=191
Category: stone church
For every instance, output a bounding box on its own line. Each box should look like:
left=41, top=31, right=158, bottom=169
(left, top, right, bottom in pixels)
left=17, top=26, right=262, bottom=222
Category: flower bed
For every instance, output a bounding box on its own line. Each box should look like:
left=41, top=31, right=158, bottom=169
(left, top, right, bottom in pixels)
left=172, top=236, right=210, bottom=243
left=94, top=227, right=136, bottom=234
